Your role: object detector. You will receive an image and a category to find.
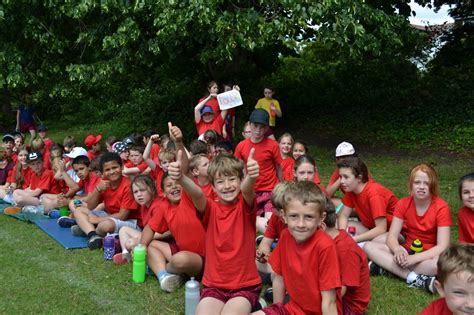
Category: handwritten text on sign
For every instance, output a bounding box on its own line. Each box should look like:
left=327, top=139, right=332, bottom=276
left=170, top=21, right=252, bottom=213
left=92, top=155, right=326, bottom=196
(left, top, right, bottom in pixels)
left=217, top=90, right=243, bottom=110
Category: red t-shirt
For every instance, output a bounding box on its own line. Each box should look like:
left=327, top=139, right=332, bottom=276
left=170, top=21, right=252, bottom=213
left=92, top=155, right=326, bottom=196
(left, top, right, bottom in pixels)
left=7, top=165, right=32, bottom=189
left=124, top=160, right=148, bottom=173
left=198, top=97, right=220, bottom=114
left=137, top=196, right=161, bottom=229
left=196, top=115, right=225, bottom=136
left=43, top=138, right=54, bottom=151
left=99, top=177, right=139, bottom=218
left=269, top=228, right=341, bottom=315
left=394, top=196, right=453, bottom=250
left=150, top=166, right=164, bottom=197
left=43, top=151, right=51, bottom=170
left=420, top=298, right=453, bottom=315
left=234, top=138, right=282, bottom=192
left=334, top=230, right=370, bottom=314
left=77, top=172, right=101, bottom=194
left=342, top=179, right=398, bottom=229
left=264, top=214, right=287, bottom=239
left=29, top=169, right=61, bottom=194
left=194, top=178, right=218, bottom=201
left=150, top=143, right=161, bottom=161
left=200, top=195, right=260, bottom=289
left=87, top=150, right=100, bottom=162
left=148, top=193, right=206, bottom=257
left=281, top=157, right=294, bottom=181
left=458, top=206, right=474, bottom=243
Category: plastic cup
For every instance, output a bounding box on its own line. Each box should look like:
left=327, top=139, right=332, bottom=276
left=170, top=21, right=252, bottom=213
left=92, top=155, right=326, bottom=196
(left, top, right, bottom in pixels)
left=59, top=206, right=69, bottom=217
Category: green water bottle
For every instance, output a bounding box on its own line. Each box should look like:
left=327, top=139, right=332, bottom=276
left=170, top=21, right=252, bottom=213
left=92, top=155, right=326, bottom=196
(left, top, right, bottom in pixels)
left=132, top=244, right=146, bottom=283
left=409, top=239, right=423, bottom=255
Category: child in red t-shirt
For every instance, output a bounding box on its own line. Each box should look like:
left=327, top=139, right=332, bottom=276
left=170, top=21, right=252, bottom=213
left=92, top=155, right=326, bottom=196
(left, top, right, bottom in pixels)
left=254, top=181, right=341, bottom=315
left=188, top=154, right=217, bottom=200
left=235, top=109, right=283, bottom=234
left=323, top=200, right=370, bottom=315
left=278, top=133, right=294, bottom=181
left=84, top=134, right=102, bottom=161
left=420, top=244, right=474, bottom=315
left=293, top=155, right=328, bottom=196
left=337, top=157, right=398, bottom=245
left=72, top=152, right=139, bottom=250
left=143, top=130, right=161, bottom=161
left=138, top=172, right=205, bottom=293
left=112, top=175, right=166, bottom=265
left=364, top=163, right=452, bottom=293
left=290, top=139, right=322, bottom=184
left=12, top=152, right=60, bottom=208
left=457, top=173, right=474, bottom=244
left=176, top=149, right=261, bottom=314
left=123, top=145, right=149, bottom=178
left=0, top=146, right=31, bottom=203
left=194, top=104, right=227, bottom=137
left=37, top=125, right=54, bottom=152
left=256, top=182, right=289, bottom=282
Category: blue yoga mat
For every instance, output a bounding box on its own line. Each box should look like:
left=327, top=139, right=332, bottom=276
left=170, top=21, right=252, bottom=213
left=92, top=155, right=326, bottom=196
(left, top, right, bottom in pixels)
left=34, top=219, right=88, bottom=249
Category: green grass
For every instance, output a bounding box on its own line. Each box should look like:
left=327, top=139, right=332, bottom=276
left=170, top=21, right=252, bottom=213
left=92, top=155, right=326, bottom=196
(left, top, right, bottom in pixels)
left=2, top=120, right=472, bottom=314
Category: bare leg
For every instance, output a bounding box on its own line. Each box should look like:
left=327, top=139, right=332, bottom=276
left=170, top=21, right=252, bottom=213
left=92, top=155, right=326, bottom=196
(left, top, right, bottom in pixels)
left=256, top=212, right=272, bottom=234
left=147, top=240, right=172, bottom=275
left=221, top=297, right=252, bottom=315
left=166, top=251, right=203, bottom=277
left=196, top=298, right=225, bottom=315
left=96, top=219, right=116, bottom=236
left=364, top=241, right=410, bottom=279
left=74, top=206, right=95, bottom=234
left=12, top=190, right=40, bottom=206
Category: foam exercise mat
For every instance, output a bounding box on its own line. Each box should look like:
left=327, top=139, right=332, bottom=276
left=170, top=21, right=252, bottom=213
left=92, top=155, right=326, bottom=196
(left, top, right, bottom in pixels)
left=34, top=219, right=88, bottom=249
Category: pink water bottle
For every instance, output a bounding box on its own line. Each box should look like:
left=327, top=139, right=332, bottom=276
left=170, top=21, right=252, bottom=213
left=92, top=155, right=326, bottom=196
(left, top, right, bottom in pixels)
left=348, top=226, right=356, bottom=236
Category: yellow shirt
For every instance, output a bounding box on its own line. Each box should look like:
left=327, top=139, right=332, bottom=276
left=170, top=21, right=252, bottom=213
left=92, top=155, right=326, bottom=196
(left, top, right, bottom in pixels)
left=255, top=98, right=281, bottom=127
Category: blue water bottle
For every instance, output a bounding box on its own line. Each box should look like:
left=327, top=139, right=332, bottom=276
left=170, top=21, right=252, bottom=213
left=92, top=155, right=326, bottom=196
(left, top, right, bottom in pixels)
left=103, top=235, right=115, bottom=261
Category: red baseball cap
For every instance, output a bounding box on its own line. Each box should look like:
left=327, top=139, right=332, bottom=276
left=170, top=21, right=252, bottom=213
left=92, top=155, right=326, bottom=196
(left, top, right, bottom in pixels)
left=84, top=134, right=102, bottom=148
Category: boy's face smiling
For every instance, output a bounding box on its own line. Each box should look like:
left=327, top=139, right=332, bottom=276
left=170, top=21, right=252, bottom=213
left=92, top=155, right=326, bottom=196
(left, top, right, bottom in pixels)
left=283, top=199, right=325, bottom=244
left=213, top=172, right=242, bottom=204
left=437, top=271, right=474, bottom=315
left=73, top=163, right=89, bottom=180
left=102, top=160, right=122, bottom=184
left=202, top=112, right=214, bottom=123
left=162, top=177, right=182, bottom=204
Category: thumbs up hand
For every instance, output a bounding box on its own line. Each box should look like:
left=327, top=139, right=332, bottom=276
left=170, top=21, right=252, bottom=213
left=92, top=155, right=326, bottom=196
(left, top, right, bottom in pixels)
left=168, top=122, right=183, bottom=143
left=168, top=150, right=183, bottom=181
left=247, top=148, right=259, bottom=179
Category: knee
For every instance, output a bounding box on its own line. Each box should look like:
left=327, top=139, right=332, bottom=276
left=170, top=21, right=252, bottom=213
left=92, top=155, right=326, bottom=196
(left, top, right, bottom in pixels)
left=97, top=219, right=115, bottom=235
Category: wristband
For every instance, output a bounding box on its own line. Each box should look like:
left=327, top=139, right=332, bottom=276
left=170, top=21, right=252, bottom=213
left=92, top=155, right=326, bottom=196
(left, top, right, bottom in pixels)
left=335, top=203, right=344, bottom=214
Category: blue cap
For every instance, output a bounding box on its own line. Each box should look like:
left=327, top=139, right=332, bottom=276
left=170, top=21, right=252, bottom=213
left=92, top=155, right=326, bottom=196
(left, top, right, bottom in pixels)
left=200, top=105, right=214, bottom=115
left=249, top=109, right=269, bottom=126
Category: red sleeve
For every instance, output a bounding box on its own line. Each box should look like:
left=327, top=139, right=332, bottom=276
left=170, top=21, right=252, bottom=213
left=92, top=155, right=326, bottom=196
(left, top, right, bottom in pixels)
left=77, top=178, right=85, bottom=189
left=341, top=193, right=355, bottom=208
left=120, top=184, right=139, bottom=211
left=340, top=249, right=361, bottom=287
left=7, top=166, right=16, bottom=183
left=328, top=169, right=340, bottom=187
left=272, top=141, right=283, bottom=165
left=264, top=215, right=280, bottom=239
left=435, top=199, right=453, bottom=227
left=234, top=141, right=243, bottom=160
left=368, top=194, right=389, bottom=219
left=36, top=171, right=54, bottom=192
left=136, top=161, right=148, bottom=172
left=268, top=234, right=283, bottom=276
left=318, top=241, right=341, bottom=291
left=147, top=205, right=168, bottom=233
left=394, top=197, right=408, bottom=220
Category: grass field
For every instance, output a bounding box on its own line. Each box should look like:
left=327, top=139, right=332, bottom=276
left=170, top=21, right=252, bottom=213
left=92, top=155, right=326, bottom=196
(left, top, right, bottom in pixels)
left=0, top=120, right=472, bottom=314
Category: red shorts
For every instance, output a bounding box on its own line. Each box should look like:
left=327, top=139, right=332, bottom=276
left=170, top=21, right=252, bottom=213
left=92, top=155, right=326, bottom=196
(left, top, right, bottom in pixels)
left=164, top=238, right=180, bottom=255
left=262, top=303, right=289, bottom=315
left=201, top=284, right=262, bottom=308
left=255, top=191, right=275, bottom=216
left=20, top=122, right=36, bottom=133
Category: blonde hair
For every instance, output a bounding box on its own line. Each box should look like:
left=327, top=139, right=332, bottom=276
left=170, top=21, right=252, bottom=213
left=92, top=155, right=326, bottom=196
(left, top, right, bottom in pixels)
left=189, top=154, right=207, bottom=172
left=271, top=181, right=291, bottom=209
left=49, top=145, right=64, bottom=173
left=207, top=153, right=244, bottom=184
left=158, top=149, right=176, bottom=162
left=437, top=244, right=474, bottom=286
left=282, top=181, right=326, bottom=216
left=31, top=138, right=45, bottom=151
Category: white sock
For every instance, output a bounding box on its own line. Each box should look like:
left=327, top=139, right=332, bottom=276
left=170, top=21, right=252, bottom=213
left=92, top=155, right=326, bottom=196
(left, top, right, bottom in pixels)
left=406, top=271, right=418, bottom=283
left=122, top=249, right=129, bottom=254
left=357, top=241, right=366, bottom=249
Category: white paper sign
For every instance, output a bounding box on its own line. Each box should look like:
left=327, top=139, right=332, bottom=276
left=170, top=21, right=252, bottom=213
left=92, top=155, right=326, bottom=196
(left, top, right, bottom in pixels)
left=217, top=90, right=243, bottom=110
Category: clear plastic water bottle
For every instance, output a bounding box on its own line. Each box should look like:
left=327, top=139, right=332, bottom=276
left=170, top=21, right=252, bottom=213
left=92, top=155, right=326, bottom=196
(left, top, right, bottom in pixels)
left=103, top=235, right=115, bottom=261
left=185, top=277, right=200, bottom=315
left=132, top=244, right=146, bottom=283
